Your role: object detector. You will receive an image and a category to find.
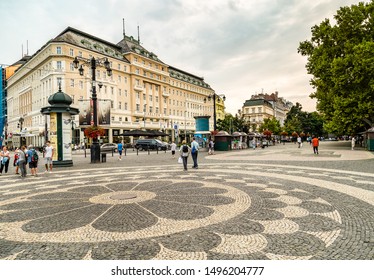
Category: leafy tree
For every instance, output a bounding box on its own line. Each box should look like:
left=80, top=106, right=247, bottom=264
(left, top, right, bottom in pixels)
left=298, top=1, right=374, bottom=135
left=259, top=117, right=281, bottom=135
left=216, top=114, right=250, bottom=134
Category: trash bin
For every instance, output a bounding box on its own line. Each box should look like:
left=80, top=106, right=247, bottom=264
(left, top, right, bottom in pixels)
left=101, top=153, right=107, bottom=162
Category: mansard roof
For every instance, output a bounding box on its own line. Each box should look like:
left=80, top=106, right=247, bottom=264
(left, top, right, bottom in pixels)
left=53, top=27, right=129, bottom=63
left=168, top=66, right=212, bottom=89
left=243, top=99, right=273, bottom=107
left=117, top=35, right=164, bottom=63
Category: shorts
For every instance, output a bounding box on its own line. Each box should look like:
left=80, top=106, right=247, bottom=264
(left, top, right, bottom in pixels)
left=118, top=150, right=123, bottom=156
left=171, top=150, right=176, bottom=155
left=44, top=157, right=53, bottom=164
left=29, top=161, right=38, bottom=168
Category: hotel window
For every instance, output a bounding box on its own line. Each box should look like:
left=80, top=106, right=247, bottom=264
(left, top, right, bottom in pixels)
left=111, top=101, right=114, bottom=109
left=143, top=94, right=146, bottom=100
left=56, top=46, right=62, bottom=54
left=57, top=77, right=62, bottom=86
left=164, top=108, right=167, bottom=114
left=119, top=102, right=122, bottom=109
left=125, top=103, right=128, bottom=110
left=149, top=106, right=153, bottom=113
left=111, top=87, right=114, bottom=95
left=104, top=86, right=107, bottom=93
left=111, top=116, right=115, bottom=121
left=70, top=79, right=74, bottom=87
left=125, top=90, right=128, bottom=97
left=135, top=68, right=140, bottom=75
left=136, top=93, right=140, bottom=99
left=118, top=63, right=121, bottom=70
left=124, top=65, right=127, bottom=72
left=155, top=96, right=158, bottom=103
left=119, top=89, right=122, bottom=96
left=70, top=63, right=74, bottom=71
left=136, top=104, right=140, bottom=111
left=156, top=107, right=159, bottom=114
left=258, top=107, right=262, bottom=113
left=124, top=77, right=128, bottom=83
left=119, top=117, right=122, bottom=121
left=69, top=48, right=74, bottom=56
left=79, top=81, right=83, bottom=89
left=149, top=95, right=153, bottom=102
left=252, top=108, right=255, bottom=113
left=118, top=75, right=121, bottom=82
left=134, top=57, right=138, bottom=62
left=78, top=51, right=82, bottom=57
left=57, top=61, right=62, bottom=69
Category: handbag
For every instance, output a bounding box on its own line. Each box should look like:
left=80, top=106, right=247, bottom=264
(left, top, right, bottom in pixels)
left=178, top=157, right=183, bottom=164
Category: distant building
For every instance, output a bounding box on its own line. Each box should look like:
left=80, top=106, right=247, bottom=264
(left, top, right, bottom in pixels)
left=241, top=91, right=293, bottom=131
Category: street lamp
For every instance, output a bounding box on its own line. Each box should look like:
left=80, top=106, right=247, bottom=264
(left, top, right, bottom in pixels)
left=73, top=56, right=112, bottom=163
left=204, top=93, right=226, bottom=131
left=17, top=117, right=24, bottom=146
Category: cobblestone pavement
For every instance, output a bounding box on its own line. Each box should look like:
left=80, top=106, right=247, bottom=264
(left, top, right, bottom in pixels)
left=0, top=141, right=373, bottom=260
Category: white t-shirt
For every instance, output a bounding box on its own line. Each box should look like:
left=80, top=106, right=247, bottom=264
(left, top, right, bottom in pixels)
left=45, top=146, right=53, bottom=158
left=170, top=143, right=177, bottom=151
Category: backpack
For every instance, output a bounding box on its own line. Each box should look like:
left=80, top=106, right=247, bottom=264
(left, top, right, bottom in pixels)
left=191, top=145, right=196, bottom=154
left=31, top=149, right=39, bottom=162
left=182, top=145, right=188, bottom=153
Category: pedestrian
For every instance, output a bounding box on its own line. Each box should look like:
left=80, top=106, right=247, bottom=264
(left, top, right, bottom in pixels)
left=26, top=145, right=39, bottom=176
left=117, top=141, right=123, bottom=160
left=0, top=146, right=11, bottom=175
left=13, top=147, right=20, bottom=174
left=170, top=141, right=177, bottom=158
left=208, top=138, right=214, bottom=155
left=312, top=135, right=319, bottom=155
left=351, top=136, right=356, bottom=150
left=190, top=137, right=199, bottom=169
left=179, top=140, right=191, bottom=171
left=297, top=136, right=302, bottom=148
left=18, top=146, right=27, bottom=178
left=252, top=138, right=256, bottom=150
left=43, top=141, right=54, bottom=173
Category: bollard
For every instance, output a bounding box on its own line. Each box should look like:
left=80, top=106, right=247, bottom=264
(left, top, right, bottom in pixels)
left=157, top=148, right=158, bottom=154
left=112, top=148, right=114, bottom=157
left=148, top=145, right=150, bottom=155
left=124, top=147, right=126, bottom=156
left=136, top=148, right=139, bottom=155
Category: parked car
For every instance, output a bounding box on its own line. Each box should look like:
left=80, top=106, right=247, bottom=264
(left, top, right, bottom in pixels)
left=135, top=139, right=167, bottom=151
left=162, top=141, right=171, bottom=150
left=100, top=143, right=118, bottom=152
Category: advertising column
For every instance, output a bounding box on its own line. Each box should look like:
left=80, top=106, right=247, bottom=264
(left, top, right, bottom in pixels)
left=49, top=113, right=58, bottom=161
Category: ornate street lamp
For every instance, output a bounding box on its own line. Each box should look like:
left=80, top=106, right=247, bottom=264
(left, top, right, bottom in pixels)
left=204, top=94, right=226, bottom=131
left=73, top=56, right=112, bottom=163
left=17, top=117, right=25, bottom=146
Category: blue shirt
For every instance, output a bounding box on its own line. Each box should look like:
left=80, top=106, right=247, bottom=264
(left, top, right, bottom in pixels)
left=117, top=143, right=123, bottom=151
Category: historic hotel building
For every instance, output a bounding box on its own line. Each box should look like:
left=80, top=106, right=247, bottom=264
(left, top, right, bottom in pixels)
left=6, top=27, right=219, bottom=147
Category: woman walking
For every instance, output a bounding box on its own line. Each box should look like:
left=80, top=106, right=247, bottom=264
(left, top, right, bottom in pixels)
left=17, top=146, right=27, bottom=178
left=0, top=146, right=10, bottom=175
left=179, top=140, right=191, bottom=171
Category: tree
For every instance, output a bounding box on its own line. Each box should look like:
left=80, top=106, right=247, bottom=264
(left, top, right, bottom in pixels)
left=259, top=117, right=281, bottom=135
left=216, top=114, right=250, bottom=134
left=298, top=1, right=374, bottom=135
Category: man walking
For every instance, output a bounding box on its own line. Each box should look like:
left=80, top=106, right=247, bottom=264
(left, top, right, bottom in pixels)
left=170, top=141, right=177, bottom=158
left=297, top=136, right=302, bottom=148
left=26, top=145, right=39, bottom=176
left=312, top=135, right=319, bottom=155
left=190, top=137, right=199, bottom=169
left=43, top=141, right=54, bottom=173
left=117, top=141, right=123, bottom=160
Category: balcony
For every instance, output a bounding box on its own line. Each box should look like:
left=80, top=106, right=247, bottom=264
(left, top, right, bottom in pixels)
left=162, top=91, right=170, bottom=97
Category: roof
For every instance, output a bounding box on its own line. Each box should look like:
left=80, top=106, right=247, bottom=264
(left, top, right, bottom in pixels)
left=117, top=35, right=163, bottom=63
left=243, top=99, right=273, bottom=107
left=169, top=66, right=212, bottom=89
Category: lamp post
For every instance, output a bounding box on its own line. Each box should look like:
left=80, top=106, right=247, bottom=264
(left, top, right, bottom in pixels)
left=204, top=93, right=226, bottom=131
left=18, top=117, right=24, bottom=146
left=73, top=56, right=112, bottom=163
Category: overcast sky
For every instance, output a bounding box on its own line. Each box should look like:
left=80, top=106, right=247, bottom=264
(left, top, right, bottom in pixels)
left=0, top=0, right=362, bottom=114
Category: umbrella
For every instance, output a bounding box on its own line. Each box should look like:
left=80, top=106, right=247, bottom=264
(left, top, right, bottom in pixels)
left=149, top=130, right=169, bottom=137
left=119, top=129, right=153, bottom=137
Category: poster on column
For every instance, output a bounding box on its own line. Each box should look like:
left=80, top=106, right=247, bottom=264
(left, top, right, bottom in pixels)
left=78, top=100, right=92, bottom=126
left=49, top=113, right=58, bottom=161
left=62, top=116, right=72, bottom=161
left=98, top=100, right=111, bottom=125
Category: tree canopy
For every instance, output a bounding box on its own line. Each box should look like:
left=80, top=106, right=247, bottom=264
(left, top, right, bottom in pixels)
left=298, top=1, right=374, bottom=135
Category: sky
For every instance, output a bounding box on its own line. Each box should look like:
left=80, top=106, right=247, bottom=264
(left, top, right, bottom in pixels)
left=0, top=0, right=363, bottom=114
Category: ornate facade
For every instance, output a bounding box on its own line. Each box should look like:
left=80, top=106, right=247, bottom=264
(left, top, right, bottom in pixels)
left=5, top=27, right=222, bottom=147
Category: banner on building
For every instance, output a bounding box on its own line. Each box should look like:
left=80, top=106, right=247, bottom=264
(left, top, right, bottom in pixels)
left=98, top=100, right=111, bottom=125
left=78, top=100, right=92, bottom=126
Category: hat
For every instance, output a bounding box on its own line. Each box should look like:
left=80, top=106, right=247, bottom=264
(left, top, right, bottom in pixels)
left=28, top=144, right=34, bottom=149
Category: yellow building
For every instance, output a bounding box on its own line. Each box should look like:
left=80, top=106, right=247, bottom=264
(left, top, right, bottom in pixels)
left=6, top=27, right=216, bottom=147
left=215, top=95, right=225, bottom=122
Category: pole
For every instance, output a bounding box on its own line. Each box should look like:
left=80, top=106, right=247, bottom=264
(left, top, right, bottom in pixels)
left=213, top=95, right=217, bottom=131
left=90, top=57, right=101, bottom=163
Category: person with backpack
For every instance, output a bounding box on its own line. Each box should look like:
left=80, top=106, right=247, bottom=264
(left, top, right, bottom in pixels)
left=26, top=144, right=39, bottom=176
left=179, top=140, right=191, bottom=171
left=190, top=137, right=199, bottom=169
